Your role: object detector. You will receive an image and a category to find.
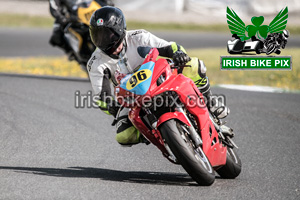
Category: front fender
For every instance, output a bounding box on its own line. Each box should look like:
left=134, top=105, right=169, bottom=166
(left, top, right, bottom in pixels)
left=157, top=111, right=191, bottom=128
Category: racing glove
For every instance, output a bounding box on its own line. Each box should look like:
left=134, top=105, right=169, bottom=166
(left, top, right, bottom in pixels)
left=173, top=50, right=191, bottom=66
left=156, top=42, right=190, bottom=66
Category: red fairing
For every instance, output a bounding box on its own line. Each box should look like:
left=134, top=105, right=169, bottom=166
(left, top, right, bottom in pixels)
left=157, top=111, right=191, bottom=128
left=118, top=48, right=227, bottom=168
left=128, top=107, right=169, bottom=156
left=149, top=73, right=227, bottom=167
left=142, top=48, right=159, bottom=64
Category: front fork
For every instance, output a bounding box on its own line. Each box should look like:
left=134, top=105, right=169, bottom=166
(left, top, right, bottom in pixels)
left=142, top=97, right=203, bottom=148
left=142, top=105, right=203, bottom=164
left=175, top=106, right=203, bottom=147
left=209, top=114, right=238, bottom=149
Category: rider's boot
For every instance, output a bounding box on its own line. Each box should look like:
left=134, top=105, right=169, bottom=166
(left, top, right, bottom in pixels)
left=49, top=23, right=64, bottom=48
left=49, top=22, right=75, bottom=60
left=183, top=58, right=230, bottom=119
left=115, top=109, right=150, bottom=146
left=198, top=77, right=230, bottom=119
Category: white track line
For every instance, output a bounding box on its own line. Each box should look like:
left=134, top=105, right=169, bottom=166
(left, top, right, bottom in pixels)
left=218, top=84, right=286, bottom=93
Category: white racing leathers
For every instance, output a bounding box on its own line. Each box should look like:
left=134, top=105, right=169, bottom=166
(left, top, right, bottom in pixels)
left=87, top=29, right=171, bottom=145
left=88, top=29, right=171, bottom=99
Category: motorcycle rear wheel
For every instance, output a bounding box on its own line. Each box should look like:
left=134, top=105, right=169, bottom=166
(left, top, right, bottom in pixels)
left=160, top=119, right=215, bottom=186
left=216, top=147, right=241, bottom=179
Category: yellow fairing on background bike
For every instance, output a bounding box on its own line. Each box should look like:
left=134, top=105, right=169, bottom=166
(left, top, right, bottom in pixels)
left=77, top=1, right=101, bottom=25
left=68, top=27, right=83, bottom=49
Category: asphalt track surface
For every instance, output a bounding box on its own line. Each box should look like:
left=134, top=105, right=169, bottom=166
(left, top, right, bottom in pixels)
left=0, top=27, right=300, bottom=199
left=1, top=27, right=300, bottom=57
left=0, top=74, right=299, bottom=199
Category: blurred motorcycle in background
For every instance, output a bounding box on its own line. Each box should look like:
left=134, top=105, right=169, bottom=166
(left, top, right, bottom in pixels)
left=49, top=0, right=114, bottom=72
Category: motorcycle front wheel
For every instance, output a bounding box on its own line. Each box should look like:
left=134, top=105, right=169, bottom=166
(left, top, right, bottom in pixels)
left=159, top=119, right=215, bottom=186
left=216, top=147, right=241, bottom=179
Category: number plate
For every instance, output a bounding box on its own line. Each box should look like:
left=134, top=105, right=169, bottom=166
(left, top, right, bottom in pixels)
left=126, top=69, right=152, bottom=90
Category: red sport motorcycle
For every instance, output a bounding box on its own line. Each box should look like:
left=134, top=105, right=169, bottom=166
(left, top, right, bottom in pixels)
left=114, top=48, right=241, bottom=185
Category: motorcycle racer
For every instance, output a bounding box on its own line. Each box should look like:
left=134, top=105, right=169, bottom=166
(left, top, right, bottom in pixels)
left=88, top=6, right=229, bottom=145
left=49, top=0, right=114, bottom=59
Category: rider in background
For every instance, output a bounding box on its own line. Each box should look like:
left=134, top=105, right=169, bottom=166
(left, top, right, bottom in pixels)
left=88, top=6, right=230, bottom=146
left=48, top=0, right=114, bottom=59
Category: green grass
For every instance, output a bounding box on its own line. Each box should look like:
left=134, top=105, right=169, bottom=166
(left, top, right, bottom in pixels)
left=127, top=21, right=230, bottom=32
left=1, top=13, right=300, bottom=35
left=0, top=13, right=54, bottom=28
left=0, top=13, right=298, bottom=91
left=0, top=48, right=299, bottom=90
left=0, top=56, right=87, bottom=78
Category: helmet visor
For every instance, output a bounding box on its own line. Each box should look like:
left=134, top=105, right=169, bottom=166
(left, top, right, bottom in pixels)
left=90, top=26, right=120, bottom=51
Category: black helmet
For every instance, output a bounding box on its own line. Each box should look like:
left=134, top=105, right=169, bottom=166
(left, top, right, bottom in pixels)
left=89, top=6, right=126, bottom=57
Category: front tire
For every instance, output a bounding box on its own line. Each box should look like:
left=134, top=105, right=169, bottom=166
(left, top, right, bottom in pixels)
left=159, top=120, right=215, bottom=186
left=216, top=147, right=241, bottom=179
